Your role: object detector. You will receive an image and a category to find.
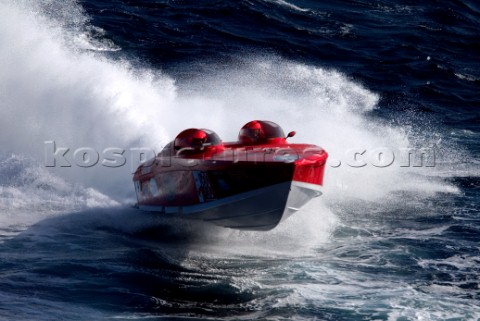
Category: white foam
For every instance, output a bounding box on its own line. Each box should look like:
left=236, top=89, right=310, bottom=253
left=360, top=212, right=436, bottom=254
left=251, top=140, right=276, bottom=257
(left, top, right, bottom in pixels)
left=0, top=154, right=118, bottom=229
left=0, top=1, right=175, bottom=198
left=182, top=198, right=338, bottom=258
left=267, top=0, right=310, bottom=12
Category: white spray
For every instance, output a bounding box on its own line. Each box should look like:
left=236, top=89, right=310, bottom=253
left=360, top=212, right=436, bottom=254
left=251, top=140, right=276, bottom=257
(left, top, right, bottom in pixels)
left=0, top=0, right=460, bottom=246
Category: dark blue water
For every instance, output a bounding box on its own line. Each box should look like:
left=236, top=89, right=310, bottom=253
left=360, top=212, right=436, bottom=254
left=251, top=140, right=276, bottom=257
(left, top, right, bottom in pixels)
left=0, top=0, right=479, bottom=320
left=83, top=1, right=479, bottom=119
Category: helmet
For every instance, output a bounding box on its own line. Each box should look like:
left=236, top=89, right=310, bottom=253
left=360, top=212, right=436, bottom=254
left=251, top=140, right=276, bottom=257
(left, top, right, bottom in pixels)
left=238, top=121, right=265, bottom=144
left=238, top=120, right=285, bottom=144
left=174, top=128, right=222, bottom=152
left=174, top=129, right=208, bottom=151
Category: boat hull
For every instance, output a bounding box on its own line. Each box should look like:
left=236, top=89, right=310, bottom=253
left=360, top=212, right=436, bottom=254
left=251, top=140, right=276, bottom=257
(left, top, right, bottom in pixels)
left=138, top=181, right=322, bottom=231
left=133, top=138, right=328, bottom=231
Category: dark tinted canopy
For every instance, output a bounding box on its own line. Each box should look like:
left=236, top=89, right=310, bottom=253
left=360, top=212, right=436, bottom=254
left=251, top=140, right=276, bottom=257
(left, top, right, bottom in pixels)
left=238, top=120, right=285, bottom=144
left=174, top=128, right=222, bottom=151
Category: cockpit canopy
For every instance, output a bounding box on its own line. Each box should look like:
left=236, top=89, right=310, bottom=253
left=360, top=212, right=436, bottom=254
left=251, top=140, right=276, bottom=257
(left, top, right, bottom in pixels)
left=238, top=120, right=285, bottom=144
left=174, top=128, right=222, bottom=152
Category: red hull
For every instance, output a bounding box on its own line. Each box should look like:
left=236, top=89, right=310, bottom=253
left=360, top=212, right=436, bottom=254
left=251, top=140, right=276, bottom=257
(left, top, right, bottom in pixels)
left=133, top=121, right=327, bottom=230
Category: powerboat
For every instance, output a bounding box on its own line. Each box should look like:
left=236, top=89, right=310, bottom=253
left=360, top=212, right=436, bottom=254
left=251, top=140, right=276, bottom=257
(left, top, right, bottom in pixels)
left=133, top=120, right=328, bottom=231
